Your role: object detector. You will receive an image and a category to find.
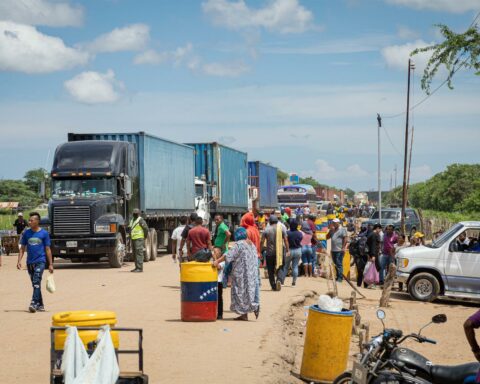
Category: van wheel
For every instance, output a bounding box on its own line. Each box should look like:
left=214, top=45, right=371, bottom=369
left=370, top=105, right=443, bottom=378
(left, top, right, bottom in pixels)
left=109, top=233, right=125, bottom=268
left=144, top=233, right=151, bottom=262
left=149, top=229, right=158, bottom=261
left=408, top=272, right=440, bottom=302
left=409, top=227, right=417, bottom=238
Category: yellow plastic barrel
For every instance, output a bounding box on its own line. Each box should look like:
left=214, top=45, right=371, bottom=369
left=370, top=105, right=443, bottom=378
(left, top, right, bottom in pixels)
left=52, top=310, right=119, bottom=350
left=300, top=306, right=353, bottom=383
left=180, top=262, right=218, bottom=321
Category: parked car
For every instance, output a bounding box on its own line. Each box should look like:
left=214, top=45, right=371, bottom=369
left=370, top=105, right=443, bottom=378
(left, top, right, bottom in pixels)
left=396, top=221, right=480, bottom=302
left=363, top=207, right=420, bottom=235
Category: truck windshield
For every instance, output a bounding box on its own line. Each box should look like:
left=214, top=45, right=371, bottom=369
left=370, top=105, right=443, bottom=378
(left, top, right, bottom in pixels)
left=195, top=184, right=204, bottom=198
left=371, top=211, right=400, bottom=220
left=52, top=178, right=116, bottom=198
left=430, top=223, right=464, bottom=248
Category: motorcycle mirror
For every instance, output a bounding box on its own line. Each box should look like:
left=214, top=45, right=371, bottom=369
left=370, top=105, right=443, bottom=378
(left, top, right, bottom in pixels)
left=432, top=314, right=447, bottom=324
left=376, top=309, right=386, bottom=320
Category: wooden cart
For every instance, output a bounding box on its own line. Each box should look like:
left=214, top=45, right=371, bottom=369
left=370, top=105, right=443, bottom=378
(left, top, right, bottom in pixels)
left=50, top=326, right=148, bottom=384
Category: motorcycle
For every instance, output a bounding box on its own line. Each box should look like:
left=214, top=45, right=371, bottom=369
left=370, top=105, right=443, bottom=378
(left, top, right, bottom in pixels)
left=334, top=309, right=480, bottom=384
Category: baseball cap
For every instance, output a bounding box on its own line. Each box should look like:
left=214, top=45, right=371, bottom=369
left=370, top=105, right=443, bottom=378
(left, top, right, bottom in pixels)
left=332, top=218, right=341, bottom=223
left=414, top=231, right=425, bottom=238
left=18, top=212, right=23, bottom=216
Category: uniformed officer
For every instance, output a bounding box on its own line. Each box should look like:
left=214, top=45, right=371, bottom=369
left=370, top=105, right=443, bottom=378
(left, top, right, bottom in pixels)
left=129, top=208, right=149, bottom=273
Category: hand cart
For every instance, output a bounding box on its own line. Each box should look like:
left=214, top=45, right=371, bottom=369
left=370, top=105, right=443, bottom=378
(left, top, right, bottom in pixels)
left=50, top=326, right=148, bottom=384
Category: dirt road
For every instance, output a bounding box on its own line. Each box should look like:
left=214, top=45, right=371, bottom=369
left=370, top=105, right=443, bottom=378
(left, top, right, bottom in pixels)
left=0, top=254, right=478, bottom=383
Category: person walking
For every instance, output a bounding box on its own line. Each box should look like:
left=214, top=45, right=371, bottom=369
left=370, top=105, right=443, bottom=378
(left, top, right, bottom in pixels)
left=214, top=227, right=259, bottom=321
left=129, top=208, right=149, bottom=273
left=241, top=211, right=262, bottom=308
left=261, top=215, right=289, bottom=291
left=366, top=224, right=382, bottom=285
left=286, top=219, right=302, bottom=286
left=171, top=216, right=187, bottom=263
left=13, top=212, right=28, bottom=235
left=213, top=214, right=231, bottom=259
left=179, top=212, right=198, bottom=260
left=17, top=212, right=53, bottom=312
left=327, top=218, right=348, bottom=283
left=352, top=227, right=369, bottom=287
left=379, top=225, right=398, bottom=285
left=186, top=216, right=212, bottom=260
left=300, top=221, right=314, bottom=277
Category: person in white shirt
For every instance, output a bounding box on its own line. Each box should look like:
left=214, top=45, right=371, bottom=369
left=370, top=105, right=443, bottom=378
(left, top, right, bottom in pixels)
left=171, top=216, right=188, bottom=263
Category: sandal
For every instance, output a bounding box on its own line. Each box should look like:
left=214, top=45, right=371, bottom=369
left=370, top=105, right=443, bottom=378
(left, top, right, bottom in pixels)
left=234, top=314, right=248, bottom=321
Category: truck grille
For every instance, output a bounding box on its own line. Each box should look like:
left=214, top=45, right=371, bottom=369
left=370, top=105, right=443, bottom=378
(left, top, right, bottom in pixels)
left=53, top=206, right=91, bottom=235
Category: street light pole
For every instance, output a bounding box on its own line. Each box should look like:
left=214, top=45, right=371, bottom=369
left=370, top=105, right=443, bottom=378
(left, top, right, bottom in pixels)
left=377, top=113, right=382, bottom=225
left=401, top=59, right=413, bottom=233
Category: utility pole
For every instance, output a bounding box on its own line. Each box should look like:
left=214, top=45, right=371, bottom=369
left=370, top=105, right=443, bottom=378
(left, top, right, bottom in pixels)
left=377, top=113, right=382, bottom=225
left=394, top=164, right=397, bottom=189
left=401, top=59, right=413, bottom=233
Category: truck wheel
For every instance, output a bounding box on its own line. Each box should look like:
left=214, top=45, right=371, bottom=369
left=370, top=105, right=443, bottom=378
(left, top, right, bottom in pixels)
left=408, top=272, right=440, bottom=302
left=109, top=233, right=125, bottom=268
left=333, top=372, right=353, bottom=384
left=144, top=234, right=151, bottom=262
left=149, top=229, right=158, bottom=261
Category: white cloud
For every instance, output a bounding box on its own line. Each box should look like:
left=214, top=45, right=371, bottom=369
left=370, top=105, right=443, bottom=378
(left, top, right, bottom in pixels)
left=381, top=40, right=432, bottom=71
left=409, top=165, right=433, bottom=181
left=386, top=0, right=480, bottom=13
left=0, top=0, right=84, bottom=27
left=201, top=61, right=250, bottom=77
left=202, top=0, right=314, bottom=34
left=133, top=49, right=169, bottom=65
left=64, top=70, right=124, bottom=104
left=85, top=24, right=150, bottom=53
left=302, top=159, right=371, bottom=183
left=0, top=21, right=89, bottom=74
left=396, top=25, right=419, bottom=40
left=133, top=43, right=249, bottom=77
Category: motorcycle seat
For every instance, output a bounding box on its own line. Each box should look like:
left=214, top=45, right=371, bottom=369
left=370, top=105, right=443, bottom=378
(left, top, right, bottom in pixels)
left=431, top=362, right=480, bottom=384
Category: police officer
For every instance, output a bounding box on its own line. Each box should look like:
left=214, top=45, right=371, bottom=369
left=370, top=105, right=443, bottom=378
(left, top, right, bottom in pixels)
left=129, top=208, right=149, bottom=273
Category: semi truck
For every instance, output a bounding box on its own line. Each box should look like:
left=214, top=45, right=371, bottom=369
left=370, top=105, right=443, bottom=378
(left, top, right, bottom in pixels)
left=186, top=142, right=248, bottom=227
left=247, top=161, right=278, bottom=213
left=48, top=132, right=203, bottom=267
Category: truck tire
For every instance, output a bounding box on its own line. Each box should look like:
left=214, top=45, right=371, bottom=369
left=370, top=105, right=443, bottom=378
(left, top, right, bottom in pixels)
left=144, top=233, right=151, bottom=262
left=408, top=272, right=440, bottom=302
left=109, top=233, right=125, bottom=268
left=149, top=229, right=158, bottom=261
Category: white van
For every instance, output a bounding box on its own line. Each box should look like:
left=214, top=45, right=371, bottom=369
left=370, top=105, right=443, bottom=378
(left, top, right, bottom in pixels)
left=396, top=221, right=480, bottom=302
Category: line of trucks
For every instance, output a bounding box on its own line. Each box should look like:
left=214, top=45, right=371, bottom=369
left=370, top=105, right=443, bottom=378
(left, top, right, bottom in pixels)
left=46, top=132, right=278, bottom=267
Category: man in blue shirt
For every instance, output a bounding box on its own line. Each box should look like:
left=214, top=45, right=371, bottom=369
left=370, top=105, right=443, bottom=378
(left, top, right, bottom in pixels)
left=17, top=212, right=54, bottom=313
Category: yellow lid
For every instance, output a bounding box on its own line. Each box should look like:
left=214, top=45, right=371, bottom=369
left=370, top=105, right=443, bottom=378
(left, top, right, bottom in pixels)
left=52, top=311, right=117, bottom=326
left=180, top=261, right=217, bottom=283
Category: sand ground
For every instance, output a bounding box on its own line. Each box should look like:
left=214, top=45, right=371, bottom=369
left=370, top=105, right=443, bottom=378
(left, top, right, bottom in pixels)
left=0, top=253, right=478, bottom=383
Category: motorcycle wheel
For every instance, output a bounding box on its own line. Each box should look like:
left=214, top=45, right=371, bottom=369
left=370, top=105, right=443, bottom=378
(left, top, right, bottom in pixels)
left=333, top=372, right=353, bottom=384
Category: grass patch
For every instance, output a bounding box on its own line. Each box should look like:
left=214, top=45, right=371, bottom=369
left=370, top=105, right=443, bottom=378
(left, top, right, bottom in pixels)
left=421, top=209, right=479, bottom=223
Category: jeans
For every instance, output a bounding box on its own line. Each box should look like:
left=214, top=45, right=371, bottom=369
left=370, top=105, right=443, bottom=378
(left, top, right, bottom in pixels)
left=379, top=254, right=393, bottom=283
left=301, top=245, right=313, bottom=265
left=283, top=248, right=301, bottom=284
left=332, top=251, right=344, bottom=282
left=27, top=262, right=45, bottom=307
left=217, top=282, right=223, bottom=318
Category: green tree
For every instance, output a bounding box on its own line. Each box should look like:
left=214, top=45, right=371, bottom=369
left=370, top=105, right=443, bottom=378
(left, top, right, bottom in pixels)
left=277, top=169, right=288, bottom=184
left=344, top=188, right=355, bottom=200
left=412, top=23, right=480, bottom=94
left=24, top=168, right=50, bottom=195
left=0, top=180, right=42, bottom=208
left=299, top=176, right=319, bottom=187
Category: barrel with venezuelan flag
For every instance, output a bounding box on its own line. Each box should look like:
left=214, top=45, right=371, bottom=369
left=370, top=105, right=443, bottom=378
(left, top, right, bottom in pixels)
left=180, top=262, right=218, bottom=322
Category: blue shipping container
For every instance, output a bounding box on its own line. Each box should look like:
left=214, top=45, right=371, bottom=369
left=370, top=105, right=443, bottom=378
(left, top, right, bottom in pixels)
left=248, top=161, right=278, bottom=209
left=186, top=143, right=248, bottom=212
left=68, top=132, right=195, bottom=213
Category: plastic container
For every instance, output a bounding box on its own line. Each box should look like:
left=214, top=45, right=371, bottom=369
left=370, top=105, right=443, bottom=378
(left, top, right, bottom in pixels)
left=300, top=306, right=353, bottom=383
left=180, top=262, right=218, bottom=322
left=52, top=310, right=119, bottom=350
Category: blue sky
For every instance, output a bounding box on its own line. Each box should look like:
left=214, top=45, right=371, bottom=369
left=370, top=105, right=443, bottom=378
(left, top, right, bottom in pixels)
left=0, top=0, right=479, bottom=191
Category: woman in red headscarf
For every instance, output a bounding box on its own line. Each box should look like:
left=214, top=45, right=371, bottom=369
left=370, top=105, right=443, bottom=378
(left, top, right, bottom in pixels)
left=241, top=212, right=261, bottom=257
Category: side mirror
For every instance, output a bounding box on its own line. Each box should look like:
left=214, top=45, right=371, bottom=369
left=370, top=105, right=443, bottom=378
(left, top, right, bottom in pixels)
left=125, top=178, right=132, bottom=201
left=432, top=314, right=447, bottom=324
left=449, top=241, right=458, bottom=252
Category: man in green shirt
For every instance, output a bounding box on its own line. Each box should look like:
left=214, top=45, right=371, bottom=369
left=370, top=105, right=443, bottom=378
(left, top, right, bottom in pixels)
left=213, top=214, right=231, bottom=259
